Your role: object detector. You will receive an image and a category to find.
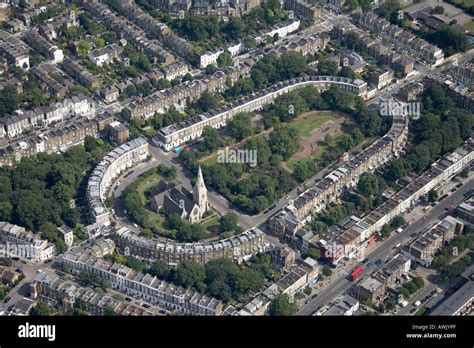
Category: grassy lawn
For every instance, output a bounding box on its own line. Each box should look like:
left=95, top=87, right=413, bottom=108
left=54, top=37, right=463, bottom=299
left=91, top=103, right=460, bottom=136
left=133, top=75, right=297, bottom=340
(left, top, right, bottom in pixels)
left=284, top=111, right=343, bottom=172
left=135, top=173, right=163, bottom=201
left=200, top=215, right=221, bottom=235
left=415, top=307, right=426, bottom=316
left=464, top=20, right=474, bottom=32
left=456, top=0, right=474, bottom=6
left=290, top=112, right=338, bottom=138
left=201, top=154, right=218, bottom=165
left=286, top=134, right=345, bottom=172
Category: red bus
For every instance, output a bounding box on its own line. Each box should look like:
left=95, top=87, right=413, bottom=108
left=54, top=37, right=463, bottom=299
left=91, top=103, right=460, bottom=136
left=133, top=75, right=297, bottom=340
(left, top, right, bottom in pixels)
left=351, top=266, right=364, bottom=281
left=367, top=235, right=378, bottom=244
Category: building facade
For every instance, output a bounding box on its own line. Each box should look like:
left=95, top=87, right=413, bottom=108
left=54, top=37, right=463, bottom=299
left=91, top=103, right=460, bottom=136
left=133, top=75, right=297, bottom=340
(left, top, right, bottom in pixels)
left=113, top=226, right=268, bottom=268
left=86, top=138, right=149, bottom=226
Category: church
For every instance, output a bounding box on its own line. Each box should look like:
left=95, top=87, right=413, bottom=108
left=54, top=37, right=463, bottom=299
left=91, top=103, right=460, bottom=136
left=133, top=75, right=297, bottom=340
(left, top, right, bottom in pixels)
left=151, top=166, right=209, bottom=223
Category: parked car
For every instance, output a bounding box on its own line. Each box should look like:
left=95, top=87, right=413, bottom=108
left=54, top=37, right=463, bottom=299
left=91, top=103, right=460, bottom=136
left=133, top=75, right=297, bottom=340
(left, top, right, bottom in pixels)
left=410, top=308, right=417, bottom=315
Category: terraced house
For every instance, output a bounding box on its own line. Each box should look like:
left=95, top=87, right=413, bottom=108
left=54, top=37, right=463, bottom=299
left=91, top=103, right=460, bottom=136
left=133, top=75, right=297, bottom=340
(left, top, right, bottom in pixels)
left=86, top=138, right=149, bottom=226
left=84, top=0, right=174, bottom=66
left=357, top=12, right=444, bottom=66
left=154, top=75, right=368, bottom=151
left=31, top=273, right=165, bottom=316
left=113, top=226, right=268, bottom=268
left=62, top=249, right=224, bottom=315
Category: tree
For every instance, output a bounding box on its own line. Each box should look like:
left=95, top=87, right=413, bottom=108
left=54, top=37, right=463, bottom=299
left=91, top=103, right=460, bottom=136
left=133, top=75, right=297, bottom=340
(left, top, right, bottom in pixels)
left=317, top=58, right=338, bottom=75
left=386, top=302, right=396, bottom=311
left=93, top=37, right=105, bottom=48
left=0, top=257, right=13, bottom=267
left=311, top=221, right=327, bottom=235
left=293, top=158, right=318, bottom=183
left=125, top=256, right=146, bottom=273
left=173, top=260, right=206, bottom=290
left=405, top=281, right=418, bottom=294
left=434, top=5, right=444, bottom=14
left=121, top=108, right=132, bottom=122
left=339, top=66, right=356, bottom=79
left=103, top=306, right=115, bottom=316
left=428, top=189, right=438, bottom=203
left=207, top=280, right=232, bottom=303
left=195, top=91, right=218, bottom=113
left=303, top=248, right=321, bottom=260
left=268, top=293, right=298, bottom=316
left=84, top=135, right=98, bottom=152
left=360, top=0, right=372, bottom=11
left=136, top=55, right=152, bottom=72
left=217, top=50, right=232, bottom=68
left=205, top=64, right=217, bottom=75
left=40, top=222, right=67, bottom=254
left=223, top=16, right=245, bottom=40
left=0, top=86, right=20, bottom=117
left=31, top=300, right=53, bottom=316
left=425, top=28, right=470, bottom=56
left=243, top=36, right=257, bottom=50
left=269, top=124, right=300, bottom=159
left=76, top=40, right=91, bottom=56
left=344, top=32, right=360, bottom=50
left=149, top=260, right=168, bottom=278
left=0, top=202, right=12, bottom=221
left=227, top=112, right=254, bottom=140
left=182, top=73, right=193, bottom=82
left=390, top=216, right=405, bottom=229
left=357, top=173, right=380, bottom=196
left=202, top=126, right=221, bottom=152
left=100, top=278, right=111, bottom=290
left=276, top=51, right=308, bottom=80
left=220, top=213, right=238, bottom=233
left=385, top=159, right=406, bottom=181
left=413, top=277, right=424, bottom=289
left=273, top=92, right=309, bottom=122
left=322, top=265, right=332, bottom=277
left=380, top=224, right=391, bottom=239
left=376, top=0, right=401, bottom=23
left=400, top=288, right=410, bottom=300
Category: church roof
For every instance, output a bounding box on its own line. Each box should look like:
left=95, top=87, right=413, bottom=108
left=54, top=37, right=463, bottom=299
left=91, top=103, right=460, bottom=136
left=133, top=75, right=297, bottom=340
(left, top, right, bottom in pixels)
left=163, top=186, right=196, bottom=216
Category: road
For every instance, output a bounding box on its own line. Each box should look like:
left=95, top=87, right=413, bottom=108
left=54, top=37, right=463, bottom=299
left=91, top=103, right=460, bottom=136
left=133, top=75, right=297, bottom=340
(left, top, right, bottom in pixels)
left=366, top=48, right=474, bottom=108
left=0, top=259, right=55, bottom=313
left=297, top=176, right=474, bottom=315
left=397, top=282, right=438, bottom=316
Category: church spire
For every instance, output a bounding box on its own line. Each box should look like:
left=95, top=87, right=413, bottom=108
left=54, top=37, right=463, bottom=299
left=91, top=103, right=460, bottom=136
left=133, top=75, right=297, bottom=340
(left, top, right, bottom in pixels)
left=193, top=166, right=208, bottom=209
left=196, top=166, right=206, bottom=191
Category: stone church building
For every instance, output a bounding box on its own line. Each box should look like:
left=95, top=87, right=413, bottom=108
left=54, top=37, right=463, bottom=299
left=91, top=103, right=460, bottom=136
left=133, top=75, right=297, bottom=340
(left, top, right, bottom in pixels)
left=152, top=166, right=209, bottom=223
